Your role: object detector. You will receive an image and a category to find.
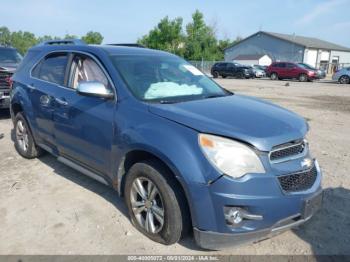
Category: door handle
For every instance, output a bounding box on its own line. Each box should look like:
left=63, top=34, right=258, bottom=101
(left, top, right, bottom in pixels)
left=40, top=95, right=51, bottom=106
left=27, top=84, right=36, bottom=92
left=55, top=98, right=69, bottom=106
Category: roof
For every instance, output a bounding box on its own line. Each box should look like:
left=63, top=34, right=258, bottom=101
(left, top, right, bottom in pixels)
left=225, top=31, right=350, bottom=52
left=233, top=54, right=266, bottom=60
left=30, top=43, right=173, bottom=57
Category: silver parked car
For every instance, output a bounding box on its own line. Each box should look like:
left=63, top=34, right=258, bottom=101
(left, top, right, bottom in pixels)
left=332, top=67, right=350, bottom=84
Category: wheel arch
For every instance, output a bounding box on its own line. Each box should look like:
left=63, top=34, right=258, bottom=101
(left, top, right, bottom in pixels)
left=116, top=148, right=193, bottom=229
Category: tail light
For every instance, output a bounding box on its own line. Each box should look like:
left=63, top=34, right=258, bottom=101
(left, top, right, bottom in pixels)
left=5, top=76, right=13, bottom=89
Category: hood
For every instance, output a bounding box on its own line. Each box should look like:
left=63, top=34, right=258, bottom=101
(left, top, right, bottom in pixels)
left=0, top=63, right=18, bottom=73
left=148, top=95, right=307, bottom=152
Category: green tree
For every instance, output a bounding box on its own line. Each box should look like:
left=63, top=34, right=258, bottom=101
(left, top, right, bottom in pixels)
left=184, top=10, right=219, bottom=61
left=138, top=16, right=185, bottom=56
left=82, top=31, right=104, bottom=44
left=64, top=34, right=78, bottom=40
left=216, top=37, right=242, bottom=60
left=0, top=27, right=12, bottom=46
left=37, top=35, right=61, bottom=44
left=10, top=31, right=38, bottom=55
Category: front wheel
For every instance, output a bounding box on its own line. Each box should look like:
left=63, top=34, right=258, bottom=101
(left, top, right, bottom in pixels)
left=270, top=72, right=278, bottom=80
left=339, top=75, right=350, bottom=84
left=124, top=160, right=188, bottom=245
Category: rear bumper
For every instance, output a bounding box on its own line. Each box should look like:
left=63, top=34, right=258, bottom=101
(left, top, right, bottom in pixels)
left=194, top=203, right=320, bottom=250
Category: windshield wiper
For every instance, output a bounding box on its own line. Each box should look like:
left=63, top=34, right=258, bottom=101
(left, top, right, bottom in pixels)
left=203, top=92, right=233, bottom=99
left=158, top=100, right=179, bottom=104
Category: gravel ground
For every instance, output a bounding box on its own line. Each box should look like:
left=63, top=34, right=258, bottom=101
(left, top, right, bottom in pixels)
left=0, top=78, right=349, bottom=255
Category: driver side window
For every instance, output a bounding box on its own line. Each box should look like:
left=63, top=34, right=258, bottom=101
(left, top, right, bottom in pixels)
left=70, top=55, right=110, bottom=89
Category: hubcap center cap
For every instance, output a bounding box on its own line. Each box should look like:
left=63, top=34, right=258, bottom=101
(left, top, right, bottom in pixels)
left=145, top=200, right=152, bottom=209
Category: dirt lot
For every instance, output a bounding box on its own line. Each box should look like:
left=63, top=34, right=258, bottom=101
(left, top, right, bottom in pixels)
left=0, top=78, right=349, bottom=255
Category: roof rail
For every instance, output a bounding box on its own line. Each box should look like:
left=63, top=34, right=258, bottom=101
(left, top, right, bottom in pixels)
left=38, top=39, right=86, bottom=46
left=108, top=43, right=145, bottom=48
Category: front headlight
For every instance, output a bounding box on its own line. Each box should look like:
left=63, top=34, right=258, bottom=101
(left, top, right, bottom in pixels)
left=199, top=134, right=265, bottom=178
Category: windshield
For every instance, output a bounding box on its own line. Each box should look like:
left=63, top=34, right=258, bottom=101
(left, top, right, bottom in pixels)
left=0, top=49, right=23, bottom=64
left=111, top=55, right=230, bottom=103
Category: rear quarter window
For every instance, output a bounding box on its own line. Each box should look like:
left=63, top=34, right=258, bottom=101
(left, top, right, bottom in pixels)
left=32, top=53, right=68, bottom=86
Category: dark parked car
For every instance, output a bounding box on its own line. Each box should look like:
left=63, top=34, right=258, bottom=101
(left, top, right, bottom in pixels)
left=11, top=40, right=322, bottom=250
left=267, top=62, right=317, bottom=82
left=0, top=46, right=22, bottom=109
left=298, top=63, right=326, bottom=79
left=211, top=62, right=255, bottom=79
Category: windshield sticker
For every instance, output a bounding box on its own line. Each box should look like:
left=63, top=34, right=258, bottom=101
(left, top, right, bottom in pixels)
left=183, top=65, right=204, bottom=76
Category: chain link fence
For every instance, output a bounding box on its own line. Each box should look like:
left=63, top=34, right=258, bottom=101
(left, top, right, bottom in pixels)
left=189, top=61, right=218, bottom=75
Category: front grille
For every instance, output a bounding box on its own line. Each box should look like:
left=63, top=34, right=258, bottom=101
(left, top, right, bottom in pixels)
left=0, top=71, right=13, bottom=88
left=278, top=165, right=317, bottom=193
left=270, top=141, right=305, bottom=162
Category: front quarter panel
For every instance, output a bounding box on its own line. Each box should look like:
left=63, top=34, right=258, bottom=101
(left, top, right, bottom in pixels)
left=114, top=100, right=220, bottom=186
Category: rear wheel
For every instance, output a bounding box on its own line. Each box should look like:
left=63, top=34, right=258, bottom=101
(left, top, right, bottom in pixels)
left=124, top=160, right=189, bottom=245
left=339, top=75, right=350, bottom=84
left=14, top=113, right=43, bottom=159
left=212, top=71, right=219, bottom=78
left=270, top=72, right=278, bottom=80
left=299, top=73, right=308, bottom=82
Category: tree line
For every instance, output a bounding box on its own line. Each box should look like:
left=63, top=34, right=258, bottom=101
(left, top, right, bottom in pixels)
left=0, top=27, right=103, bottom=55
left=138, top=10, right=241, bottom=61
left=0, top=10, right=240, bottom=60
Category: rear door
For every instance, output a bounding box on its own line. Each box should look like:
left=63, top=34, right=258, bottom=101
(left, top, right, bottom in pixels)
left=226, top=63, right=236, bottom=76
left=29, top=52, right=69, bottom=147
left=53, top=52, right=115, bottom=175
left=286, top=63, right=299, bottom=78
left=276, top=63, right=287, bottom=77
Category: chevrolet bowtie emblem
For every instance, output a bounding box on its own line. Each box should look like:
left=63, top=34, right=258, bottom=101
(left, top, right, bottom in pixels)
left=301, top=158, right=313, bottom=169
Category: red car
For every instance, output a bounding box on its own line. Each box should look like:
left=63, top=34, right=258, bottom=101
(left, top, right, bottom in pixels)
left=267, top=62, right=317, bottom=82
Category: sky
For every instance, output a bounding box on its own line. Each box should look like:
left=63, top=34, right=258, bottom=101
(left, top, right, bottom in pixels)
left=1, top=0, right=350, bottom=47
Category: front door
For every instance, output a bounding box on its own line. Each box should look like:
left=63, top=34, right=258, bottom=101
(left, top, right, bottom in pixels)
left=53, top=53, right=115, bottom=175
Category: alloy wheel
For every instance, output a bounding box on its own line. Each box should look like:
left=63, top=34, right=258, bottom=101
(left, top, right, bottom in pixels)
left=130, top=177, right=165, bottom=234
left=16, top=120, right=29, bottom=152
left=339, top=76, right=350, bottom=84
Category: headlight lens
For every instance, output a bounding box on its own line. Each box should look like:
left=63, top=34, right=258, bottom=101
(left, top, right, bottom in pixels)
left=199, top=134, right=265, bottom=178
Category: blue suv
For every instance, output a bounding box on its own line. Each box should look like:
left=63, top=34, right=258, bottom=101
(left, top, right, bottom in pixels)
left=10, top=40, right=322, bottom=250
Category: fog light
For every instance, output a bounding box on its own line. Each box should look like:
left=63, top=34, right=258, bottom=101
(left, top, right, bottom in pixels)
left=228, top=208, right=243, bottom=224
left=224, top=206, right=263, bottom=226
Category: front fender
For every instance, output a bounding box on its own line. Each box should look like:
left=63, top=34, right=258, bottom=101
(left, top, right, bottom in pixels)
left=115, top=106, right=221, bottom=186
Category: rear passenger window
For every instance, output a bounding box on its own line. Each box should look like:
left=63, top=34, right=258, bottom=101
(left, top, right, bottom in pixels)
left=32, top=53, right=68, bottom=86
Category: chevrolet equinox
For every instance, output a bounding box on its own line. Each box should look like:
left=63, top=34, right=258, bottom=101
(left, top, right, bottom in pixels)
left=10, top=40, right=323, bottom=250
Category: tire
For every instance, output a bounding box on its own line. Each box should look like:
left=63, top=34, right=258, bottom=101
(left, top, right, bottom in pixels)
left=14, top=112, right=43, bottom=159
left=212, top=71, right=219, bottom=78
left=124, top=160, right=189, bottom=245
left=270, top=72, right=278, bottom=80
left=339, top=75, right=350, bottom=84
left=237, top=72, right=244, bottom=79
left=299, top=73, right=308, bottom=82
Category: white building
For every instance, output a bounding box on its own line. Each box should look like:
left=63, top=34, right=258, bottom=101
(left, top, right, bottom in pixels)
left=233, top=54, right=272, bottom=66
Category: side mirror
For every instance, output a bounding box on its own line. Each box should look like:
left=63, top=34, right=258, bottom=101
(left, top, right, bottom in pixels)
left=76, top=81, right=114, bottom=99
